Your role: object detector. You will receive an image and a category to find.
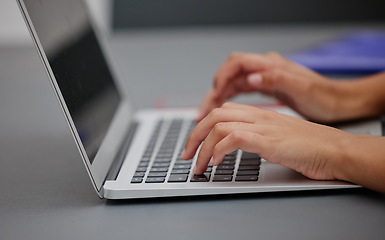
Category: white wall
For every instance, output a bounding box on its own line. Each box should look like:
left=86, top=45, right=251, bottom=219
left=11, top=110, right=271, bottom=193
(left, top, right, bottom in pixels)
left=0, top=0, right=111, bottom=46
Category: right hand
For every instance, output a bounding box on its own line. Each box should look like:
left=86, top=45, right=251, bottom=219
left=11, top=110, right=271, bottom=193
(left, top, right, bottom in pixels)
left=196, top=52, right=351, bottom=123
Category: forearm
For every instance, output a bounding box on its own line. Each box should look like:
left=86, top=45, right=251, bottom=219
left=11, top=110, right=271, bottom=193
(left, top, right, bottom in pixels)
left=334, top=134, right=385, bottom=193
left=335, top=72, right=385, bottom=121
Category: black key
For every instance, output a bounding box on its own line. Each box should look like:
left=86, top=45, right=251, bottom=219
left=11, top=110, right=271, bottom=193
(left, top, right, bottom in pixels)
left=227, top=151, right=238, bottom=156
left=215, top=170, right=234, bottom=175
left=241, top=152, right=261, bottom=160
left=148, top=172, right=167, bottom=177
left=131, top=177, right=143, bottom=183
left=150, top=167, right=169, bottom=172
left=190, top=173, right=211, bottom=182
left=138, top=162, right=149, bottom=167
left=236, top=170, right=259, bottom=176
left=154, top=158, right=172, bottom=163
left=223, top=155, right=237, bottom=160
left=213, top=175, right=233, bottom=182
left=239, top=160, right=261, bottom=166
left=156, top=153, right=173, bottom=158
left=238, top=165, right=260, bottom=171
left=145, top=177, right=165, bottom=183
left=171, top=169, right=190, bottom=174
left=235, top=175, right=258, bottom=181
left=172, top=165, right=191, bottom=169
left=216, top=165, right=235, bottom=170
left=152, top=162, right=170, bottom=168
left=141, top=156, right=152, bottom=161
left=219, top=160, right=236, bottom=165
left=168, top=174, right=189, bottom=182
left=135, top=167, right=148, bottom=172
left=174, top=161, right=192, bottom=166
left=133, top=172, right=145, bottom=177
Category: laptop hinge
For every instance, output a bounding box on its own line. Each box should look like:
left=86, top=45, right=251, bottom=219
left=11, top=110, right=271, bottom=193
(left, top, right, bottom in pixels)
left=105, top=121, right=139, bottom=181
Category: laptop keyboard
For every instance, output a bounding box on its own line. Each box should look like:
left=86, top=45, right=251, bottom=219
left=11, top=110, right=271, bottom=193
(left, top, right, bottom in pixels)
left=131, top=119, right=261, bottom=184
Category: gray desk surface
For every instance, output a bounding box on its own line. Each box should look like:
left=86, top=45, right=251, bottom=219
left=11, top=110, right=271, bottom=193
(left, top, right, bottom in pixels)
left=1, top=24, right=385, bottom=240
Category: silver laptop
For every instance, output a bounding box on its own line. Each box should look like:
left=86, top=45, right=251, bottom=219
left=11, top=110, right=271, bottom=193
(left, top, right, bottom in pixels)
left=17, top=0, right=381, bottom=199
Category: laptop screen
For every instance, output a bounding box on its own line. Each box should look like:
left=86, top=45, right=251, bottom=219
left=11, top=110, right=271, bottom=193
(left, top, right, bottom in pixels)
left=23, top=0, right=121, bottom=163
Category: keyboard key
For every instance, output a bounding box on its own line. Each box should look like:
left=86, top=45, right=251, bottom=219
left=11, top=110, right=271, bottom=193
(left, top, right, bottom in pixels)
left=213, top=175, right=233, bottom=182
left=145, top=177, right=165, bottom=183
left=190, top=173, right=211, bottom=182
left=235, top=175, right=258, bottom=181
left=241, top=152, right=261, bottom=160
left=168, top=174, right=189, bottom=182
left=174, top=161, right=192, bottom=166
left=214, top=170, right=234, bottom=175
left=171, top=169, right=190, bottom=174
left=150, top=167, right=169, bottom=172
left=236, top=170, right=259, bottom=176
left=172, top=165, right=191, bottom=169
left=238, top=165, right=260, bottom=171
left=133, top=172, right=145, bottom=177
left=152, top=162, right=170, bottom=168
left=131, top=177, right=143, bottom=183
left=154, top=158, right=172, bottom=163
left=223, top=155, right=237, bottom=160
left=138, top=162, right=149, bottom=167
left=239, top=160, right=261, bottom=166
left=220, top=160, right=236, bottom=165
left=135, top=167, right=148, bottom=172
left=216, top=165, right=235, bottom=170
left=148, top=172, right=167, bottom=177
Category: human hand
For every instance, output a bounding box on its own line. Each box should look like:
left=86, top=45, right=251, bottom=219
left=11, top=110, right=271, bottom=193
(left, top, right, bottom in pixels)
left=184, top=102, right=350, bottom=180
left=196, top=52, right=351, bottom=123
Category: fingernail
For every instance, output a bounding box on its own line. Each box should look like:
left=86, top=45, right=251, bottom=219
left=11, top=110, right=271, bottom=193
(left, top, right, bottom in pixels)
left=248, top=73, right=262, bottom=86
left=193, top=165, right=198, bottom=174
left=209, top=156, right=215, bottom=166
left=180, top=149, right=186, bottom=159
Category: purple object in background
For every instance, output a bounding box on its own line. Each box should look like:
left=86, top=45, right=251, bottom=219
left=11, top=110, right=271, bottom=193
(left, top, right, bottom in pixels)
left=287, top=31, right=385, bottom=74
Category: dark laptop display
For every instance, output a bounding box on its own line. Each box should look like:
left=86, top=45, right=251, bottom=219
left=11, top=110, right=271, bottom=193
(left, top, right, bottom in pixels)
left=23, top=0, right=120, bottom=162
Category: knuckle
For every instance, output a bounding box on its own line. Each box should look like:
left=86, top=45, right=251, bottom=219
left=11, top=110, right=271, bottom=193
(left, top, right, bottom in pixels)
left=221, top=102, right=233, bottom=108
left=229, top=131, right=244, bottom=145
left=266, top=51, right=280, bottom=58
left=228, top=52, right=242, bottom=60
left=212, top=122, right=228, bottom=134
left=209, top=107, right=222, bottom=118
left=267, top=68, right=283, bottom=84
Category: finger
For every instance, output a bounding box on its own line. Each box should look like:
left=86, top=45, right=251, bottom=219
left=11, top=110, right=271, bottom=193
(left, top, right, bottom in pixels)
left=214, top=52, right=274, bottom=98
left=212, top=131, right=270, bottom=166
left=194, top=122, right=264, bottom=174
left=196, top=75, right=248, bottom=121
left=183, top=107, right=257, bottom=160
left=195, top=89, right=219, bottom=122
left=247, top=68, right=305, bottom=96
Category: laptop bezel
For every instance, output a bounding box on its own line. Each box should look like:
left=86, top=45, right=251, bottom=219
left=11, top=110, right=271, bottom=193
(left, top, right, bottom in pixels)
left=17, top=0, right=135, bottom=197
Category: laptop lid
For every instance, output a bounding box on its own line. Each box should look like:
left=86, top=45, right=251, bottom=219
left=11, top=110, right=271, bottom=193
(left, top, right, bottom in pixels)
left=17, top=0, right=133, bottom=196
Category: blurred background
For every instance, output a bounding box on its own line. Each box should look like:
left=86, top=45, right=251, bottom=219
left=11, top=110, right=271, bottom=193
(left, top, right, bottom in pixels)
left=113, top=0, right=385, bottom=29
left=2, top=0, right=385, bottom=44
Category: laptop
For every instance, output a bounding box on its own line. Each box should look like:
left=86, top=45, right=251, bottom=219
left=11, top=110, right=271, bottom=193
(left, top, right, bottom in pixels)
left=17, top=0, right=381, bottom=199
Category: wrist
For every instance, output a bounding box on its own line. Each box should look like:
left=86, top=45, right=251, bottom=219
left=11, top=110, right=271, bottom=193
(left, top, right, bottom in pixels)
left=331, top=80, right=375, bottom=121
left=329, top=133, right=356, bottom=182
